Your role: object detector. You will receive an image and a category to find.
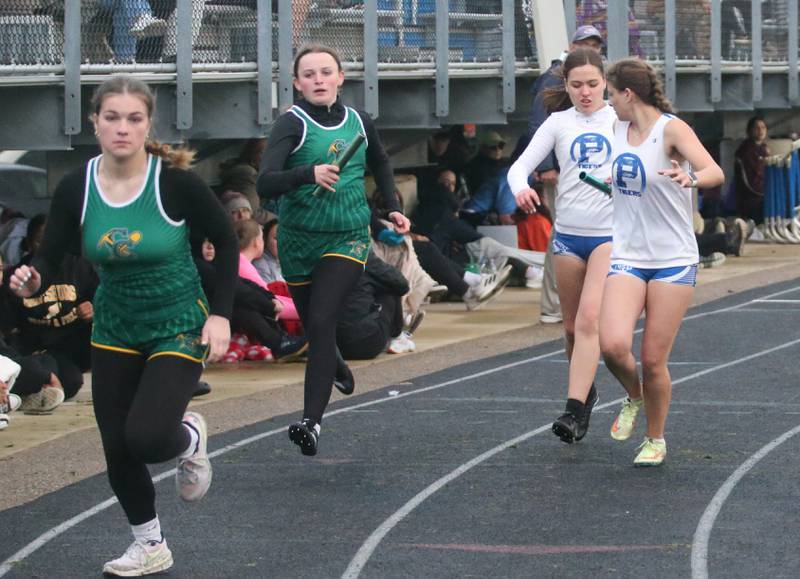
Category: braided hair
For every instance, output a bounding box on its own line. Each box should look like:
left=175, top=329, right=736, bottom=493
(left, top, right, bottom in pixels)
left=606, top=58, right=675, bottom=114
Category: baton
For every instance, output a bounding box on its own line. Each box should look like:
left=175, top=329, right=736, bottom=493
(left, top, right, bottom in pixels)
left=311, top=132, right=366, bottom=197
left=579, top=171, right=612, bottom=197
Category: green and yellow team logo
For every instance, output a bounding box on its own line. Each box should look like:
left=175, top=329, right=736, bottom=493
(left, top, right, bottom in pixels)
left=327, top=138, right=349, bottom=163
left=98, top=227, right=143, bottom=259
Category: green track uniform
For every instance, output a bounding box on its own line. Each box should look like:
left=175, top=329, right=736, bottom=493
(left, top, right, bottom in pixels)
left=278, top=105, right=370, bottom=284
left=82, top=155, right=208, bottom=362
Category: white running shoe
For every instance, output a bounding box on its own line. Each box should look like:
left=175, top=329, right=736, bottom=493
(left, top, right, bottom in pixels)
left=387, top=331, right=416, bottom=354
left=463, top=266, right=511, bottom=310
left=176, top=412, right=212, bottom=502
left=102, top=539, right=173, bottom=576
left=129, top=13, right=167, bottom=39
left=525, top=266, right=544, bottom=289
left=20, top=386, right=65, bottom=415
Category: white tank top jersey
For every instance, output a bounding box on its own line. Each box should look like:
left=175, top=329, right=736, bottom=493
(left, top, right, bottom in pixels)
left=507, top=104, right=615, bottom=236
left=610, top=114, right=699, bottom=268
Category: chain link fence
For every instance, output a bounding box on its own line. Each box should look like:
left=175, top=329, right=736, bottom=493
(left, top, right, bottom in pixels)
left=0, top=1, right=796, bottom=70
left=0, top=1, right=63, bottom=65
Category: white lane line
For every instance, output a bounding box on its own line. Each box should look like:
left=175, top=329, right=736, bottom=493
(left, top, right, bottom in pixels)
left=1, top=284, right=799, bottom=577
left=691, top=423, right=800, bottom=579
left=544, top=360, right=717, bottom=366
left=0, top=349, right=564, bottom=577
left=751, top=299, right=800, bottom=303
left=341, top=336, right=800, bottom=579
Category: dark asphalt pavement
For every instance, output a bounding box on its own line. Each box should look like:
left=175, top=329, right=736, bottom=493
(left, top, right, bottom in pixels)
left=3, top=280, right=800, bottom=578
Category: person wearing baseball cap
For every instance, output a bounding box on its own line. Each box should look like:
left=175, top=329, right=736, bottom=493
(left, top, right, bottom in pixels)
left=571, top=24, right=604, bottom=50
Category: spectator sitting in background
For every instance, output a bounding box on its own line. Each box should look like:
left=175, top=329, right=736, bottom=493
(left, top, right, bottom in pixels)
left=0, top=207, right=29, bottom=268
left=219, top=139, right=273, bottom=224
left=373, top=191, right=509, bottom=311
left=464, top=130, right=509, bottom=196
left=10, top=215, right=97, bottom=400
left=336, top=248, right=412, bottom=359
left=414, top=167, right=545, bottom=289
left=232, top=220, right=307, bottom=362
left=252, top=219, right=303, bottom=336
left=0, top=354, right=22, bottom=429
left=0, top=254, right=65, bottom=414
left=221, top=191, right=255, bottom=222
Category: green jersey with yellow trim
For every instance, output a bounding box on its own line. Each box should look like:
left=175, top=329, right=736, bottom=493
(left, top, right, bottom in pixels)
left=281, top=105, right=370, bottom=232
left=82, top=154, right=207, bottom=325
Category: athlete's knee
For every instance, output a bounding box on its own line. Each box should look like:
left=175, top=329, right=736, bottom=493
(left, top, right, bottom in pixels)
left=600, top=334, right=630, bottom=364
left=640, top=352, right=668, bottom=382
left=573, top=312, right=600, bottom=340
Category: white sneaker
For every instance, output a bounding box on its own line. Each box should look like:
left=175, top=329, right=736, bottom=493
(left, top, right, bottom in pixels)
left=539, top=313, right=563, bottom=324
left=176, top=412, right=212, bottom=502
left=699, top=251, right=726, bottom=269
left=130, top=13, right=167, bottom=39
left=102, top=539, right=173, bottom=576
left=0, top=413, right=8, bottom=430
left=387, top=331, right=416, bottom=354
left=20, top=386, right=65, bottom=415
left=463, top=266, right=511, bottom=310
left=525, top=266, right=544, bottom=289
left=0, top=393, right=21, bottom=414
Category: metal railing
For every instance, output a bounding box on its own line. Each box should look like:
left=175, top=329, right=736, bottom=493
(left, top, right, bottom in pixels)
left=0, top=1, right=797, bottom=130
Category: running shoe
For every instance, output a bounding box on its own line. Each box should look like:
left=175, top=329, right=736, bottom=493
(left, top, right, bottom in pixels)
left=575, top=383, right=599, bottom=442
left=129, top=13, right=167, bottom=39
left=387, top=331, right=416, bottom=354
left=102, top=538, right=173, bottom=576
left=404, top=309, right=426, bottom=335
left=633, top=437, right=667, bottom=467
left=20, top=386, right=65, bottom=415
left=176, top=412, right=212, bottom=502
left=539, top=313, right=563, bottom=324
left=288, top=418, right=319, bottom=456
left=333, top=362, right=355, bottom=396
left=273, top=335, right=309, bottom=363
left=0, top=393, right=21, bottom=414
left=610, top=397, right=643, bottom=441
left=552, top=412, right=580, bottom=444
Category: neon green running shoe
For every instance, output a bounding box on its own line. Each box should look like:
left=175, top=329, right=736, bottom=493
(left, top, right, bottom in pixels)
left=610, top=397, right=643, bottom=441
left=633, top=437, right=667, bottom=467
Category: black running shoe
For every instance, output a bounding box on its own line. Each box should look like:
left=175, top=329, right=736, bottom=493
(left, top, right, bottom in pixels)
left=273, top=335, right=309, bottom=363
left=552, top=412, right=579, bottom=444
left=575, top=384, right=599, bottom=442
left=333, top=363, right=355, bottom=396
left=192, top=381, right=211, bottom=398
left=288, top=419, right=318, bottom=456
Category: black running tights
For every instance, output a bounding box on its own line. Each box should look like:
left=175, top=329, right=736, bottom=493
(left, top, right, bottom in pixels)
left=92, top=347, right=201, bottom=525
left=289, top=256, right=364, bottom=424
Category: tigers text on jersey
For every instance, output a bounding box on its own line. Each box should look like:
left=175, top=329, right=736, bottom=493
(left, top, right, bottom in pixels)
left=507, top=104, right=615, bottom=236
left=610, top=115, right=699, bottom=268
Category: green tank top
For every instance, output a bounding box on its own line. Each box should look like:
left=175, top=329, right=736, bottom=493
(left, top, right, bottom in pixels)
left=281, top=105, right=370, bottom=232
left=82, top=154, right=205, bottom=323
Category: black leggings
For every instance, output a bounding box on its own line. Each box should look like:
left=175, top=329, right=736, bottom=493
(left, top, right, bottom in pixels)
left=289, top=256, right=364, bottom=424
left=92, top=347, right=201, bottom=525
left=413, top=239, right=469, bottom=296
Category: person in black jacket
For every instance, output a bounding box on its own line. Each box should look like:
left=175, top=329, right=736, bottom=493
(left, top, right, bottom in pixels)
left=10, top=215, right=98, bottom=400
left=336, top=248, right=410, bottom=360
